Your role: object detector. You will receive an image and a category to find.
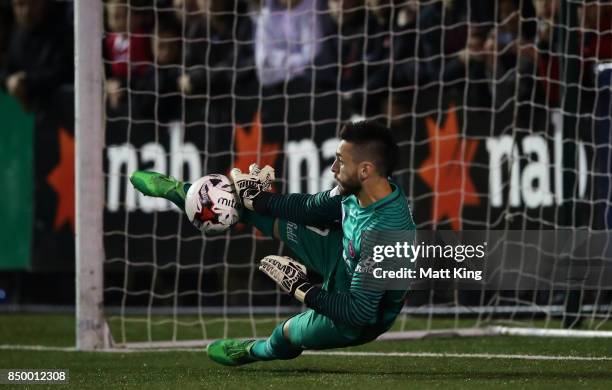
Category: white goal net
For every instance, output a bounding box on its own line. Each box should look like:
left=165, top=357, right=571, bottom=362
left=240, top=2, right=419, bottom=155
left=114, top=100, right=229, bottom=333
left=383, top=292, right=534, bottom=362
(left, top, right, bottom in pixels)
left=76, top=0, right=612, bottom=348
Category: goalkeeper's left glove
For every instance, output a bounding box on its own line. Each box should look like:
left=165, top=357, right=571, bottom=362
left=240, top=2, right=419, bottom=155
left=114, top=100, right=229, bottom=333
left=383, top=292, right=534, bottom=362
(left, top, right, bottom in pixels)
left=230, top=163, right=275, bottom=211
left=259, top=255, right=316, bottom=303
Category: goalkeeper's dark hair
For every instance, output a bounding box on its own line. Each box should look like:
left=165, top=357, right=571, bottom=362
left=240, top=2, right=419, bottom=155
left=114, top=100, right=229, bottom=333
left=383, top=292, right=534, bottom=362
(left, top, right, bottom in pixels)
left=339, top=120, right=399, bottom=177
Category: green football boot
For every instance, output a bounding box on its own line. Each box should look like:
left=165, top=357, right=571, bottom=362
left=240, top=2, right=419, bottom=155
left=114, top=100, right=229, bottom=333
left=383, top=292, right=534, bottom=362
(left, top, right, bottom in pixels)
left=129, top=171, right=190, bottom=211
left=206, top=339, right=258, bottom=366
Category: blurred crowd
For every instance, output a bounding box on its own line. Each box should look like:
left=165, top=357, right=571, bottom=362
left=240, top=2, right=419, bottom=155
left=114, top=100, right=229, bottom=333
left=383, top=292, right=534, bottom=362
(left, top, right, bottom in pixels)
left=0, top=0, right=611, bottom=126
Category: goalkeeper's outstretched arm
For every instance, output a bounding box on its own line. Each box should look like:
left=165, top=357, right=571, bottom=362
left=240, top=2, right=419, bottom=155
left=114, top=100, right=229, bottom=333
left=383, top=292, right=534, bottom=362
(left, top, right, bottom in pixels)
left=129, top=165, right=343, bottom=235
left=231, top=165, right=342, bottom=227
left=255, top=191, right=342, bottom=228
left=130, top=165, right=342, bottom=223
left=129, top=169, right=281, bottom=239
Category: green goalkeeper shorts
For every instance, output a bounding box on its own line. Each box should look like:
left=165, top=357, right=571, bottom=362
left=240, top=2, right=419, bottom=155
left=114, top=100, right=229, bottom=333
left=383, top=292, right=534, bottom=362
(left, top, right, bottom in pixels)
left=277, top=219, right=346, bottom=291
left=239, top=210, right=346, bottom=287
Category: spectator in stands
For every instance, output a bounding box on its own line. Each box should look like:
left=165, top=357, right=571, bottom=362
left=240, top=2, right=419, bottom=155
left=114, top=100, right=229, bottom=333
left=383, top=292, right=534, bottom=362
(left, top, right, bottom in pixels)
left=178, top=0, right=255, bottom=96
left=533, top=0, right=557, bottom=39
left=246, top=0, right=264, bottom=12
left=172, top=0, right=202, bottom=24
left=443, top=26, right=487, bottom=84
left=133, top=15, right=183, bottom=123
left=171, top=0, right=206, bottom=78
left=255, top=0, right=322, bottom=89
left=331, top=0, right=420, bottom=116
left=439, top=25, right=491, bottom=115
left=366, top=0, right=422, bottom=94
left=418, top=0, right=469, bottom=83
left=525, top=0, right=611, bottom=112
left=527, top=0, right=560, bottom=107
left=480, top=0, right=612, bottom=130
left=104, top=0, right=153, bottom=111
left=578, top=0, right=612, bottom=80
left=482, top=0, right=522, bottom=104
left=579, top=0, right=612, bottom=60
left=0, top=0, right=13, bottom=69
left=575, top=0, right=612, bottom=118
left=315, top=0, right=380, bottom=114
left=481, top=0, right=537, bottom=128
left=317, top=0, right=370, bottom=89
left=0, top=0, right=72, bottom=114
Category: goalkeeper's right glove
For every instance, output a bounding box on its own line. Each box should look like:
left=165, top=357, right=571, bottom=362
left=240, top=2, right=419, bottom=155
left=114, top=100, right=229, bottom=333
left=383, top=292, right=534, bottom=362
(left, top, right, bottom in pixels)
left=230, top=163, right=275, bottom=211
left=259, top=255, right=316, bottom=303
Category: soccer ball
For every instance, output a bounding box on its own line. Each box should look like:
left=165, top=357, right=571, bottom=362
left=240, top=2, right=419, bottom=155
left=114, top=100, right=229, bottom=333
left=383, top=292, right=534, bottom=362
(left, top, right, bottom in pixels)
left=185, top=174, right=241, bottom=234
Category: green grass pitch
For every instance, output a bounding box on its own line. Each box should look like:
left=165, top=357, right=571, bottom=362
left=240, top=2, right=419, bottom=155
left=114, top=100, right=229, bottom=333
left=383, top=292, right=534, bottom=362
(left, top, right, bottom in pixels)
left=2, top=314, right=612, bottom=389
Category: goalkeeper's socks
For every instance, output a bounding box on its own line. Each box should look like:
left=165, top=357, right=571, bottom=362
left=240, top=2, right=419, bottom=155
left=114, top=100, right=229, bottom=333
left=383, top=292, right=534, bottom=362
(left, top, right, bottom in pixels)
left=249, top=321, right=303, bottom=361
left=129, top=171, right=191, bottom=211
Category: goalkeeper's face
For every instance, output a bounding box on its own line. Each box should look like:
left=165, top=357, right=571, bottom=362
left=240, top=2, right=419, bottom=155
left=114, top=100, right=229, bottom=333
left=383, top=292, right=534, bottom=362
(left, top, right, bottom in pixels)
left=331, top=141, right=361, bottom=196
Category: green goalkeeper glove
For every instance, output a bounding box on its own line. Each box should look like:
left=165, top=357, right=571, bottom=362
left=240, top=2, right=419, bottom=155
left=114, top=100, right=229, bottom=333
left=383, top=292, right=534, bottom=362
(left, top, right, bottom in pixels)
left=259, top=255, right=316, bottom=303
left=230, top=163, right=275, bottom=211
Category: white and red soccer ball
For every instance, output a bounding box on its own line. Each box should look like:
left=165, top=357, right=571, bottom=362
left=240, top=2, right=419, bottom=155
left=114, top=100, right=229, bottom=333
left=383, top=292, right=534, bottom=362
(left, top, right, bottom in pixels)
left=185, top=174, right=240, bottom=234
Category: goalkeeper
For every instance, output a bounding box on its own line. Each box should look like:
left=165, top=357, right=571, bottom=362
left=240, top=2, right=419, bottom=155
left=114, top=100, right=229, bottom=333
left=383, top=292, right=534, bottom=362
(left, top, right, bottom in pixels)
left=130, top=120, right=415, bottom=365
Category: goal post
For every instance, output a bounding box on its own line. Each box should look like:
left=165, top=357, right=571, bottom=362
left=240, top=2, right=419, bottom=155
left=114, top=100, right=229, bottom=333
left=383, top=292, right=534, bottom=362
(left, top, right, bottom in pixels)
left=75, top=0, right=107, bottom=351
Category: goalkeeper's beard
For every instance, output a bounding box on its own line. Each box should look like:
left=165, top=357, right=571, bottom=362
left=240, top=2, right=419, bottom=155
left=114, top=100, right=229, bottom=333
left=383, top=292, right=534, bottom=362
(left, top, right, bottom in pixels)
left=335, top=175, right=361, bottom=196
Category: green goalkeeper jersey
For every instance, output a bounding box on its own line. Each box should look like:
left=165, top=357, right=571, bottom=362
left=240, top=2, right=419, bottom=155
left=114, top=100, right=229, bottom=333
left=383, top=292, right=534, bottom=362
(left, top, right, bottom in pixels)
left=264, top=182, right=416, bottom=329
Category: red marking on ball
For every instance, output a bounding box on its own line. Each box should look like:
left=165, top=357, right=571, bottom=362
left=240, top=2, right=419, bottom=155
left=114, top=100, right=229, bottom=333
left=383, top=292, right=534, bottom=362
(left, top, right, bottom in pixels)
left=197, top=206, right=216, bottom=222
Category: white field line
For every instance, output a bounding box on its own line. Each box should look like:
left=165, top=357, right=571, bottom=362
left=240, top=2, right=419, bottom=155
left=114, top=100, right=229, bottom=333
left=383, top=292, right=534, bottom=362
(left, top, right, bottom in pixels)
left=1, top=344, right=612, bottom=361
left=302, top=351, right=612, bottom=361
